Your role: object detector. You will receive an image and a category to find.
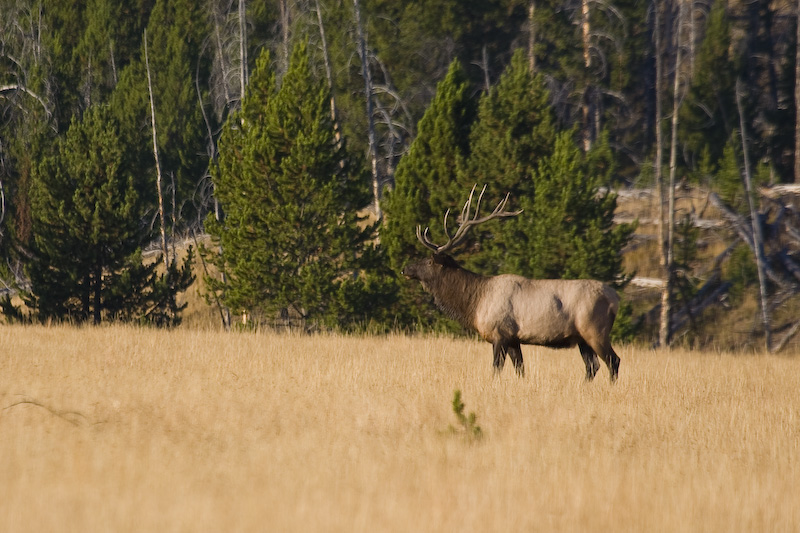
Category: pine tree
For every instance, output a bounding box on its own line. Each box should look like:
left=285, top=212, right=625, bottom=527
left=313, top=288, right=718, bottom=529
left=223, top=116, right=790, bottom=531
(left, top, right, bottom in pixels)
left=205, top=45, right=390, bottom=328
left=466, top=50, right=631, bottom=286
left=73, top=0, right=125, bottom=107
left=714, top=131, right=771, bottom=215
left=25, top=104, right=192, bottom=324
left=381, top=59, right=476, bottom=329
left=513, top=131, right=633, bottom=283
left=103, top=0, right=208, bottom=229
left=468, top=49, right=556, bottom=199
left=142, top=0, right=208, bottom=226
left=383, top=59, right=475, bottom=272
left=466, top=48, right=556, bottom=274
left=679, top=2, right=739, bottom=173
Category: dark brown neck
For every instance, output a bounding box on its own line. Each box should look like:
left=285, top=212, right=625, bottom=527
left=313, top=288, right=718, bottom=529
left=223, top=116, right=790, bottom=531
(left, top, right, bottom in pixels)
left=427, top=267, right=487, bottom=330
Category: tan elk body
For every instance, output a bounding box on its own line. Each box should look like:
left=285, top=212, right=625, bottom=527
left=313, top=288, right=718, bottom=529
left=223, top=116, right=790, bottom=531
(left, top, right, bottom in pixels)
left=403, top=186, right=621, bottom=381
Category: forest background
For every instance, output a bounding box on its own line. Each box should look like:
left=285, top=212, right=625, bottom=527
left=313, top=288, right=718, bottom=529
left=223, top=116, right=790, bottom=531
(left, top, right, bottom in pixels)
left=1, top=0, right=800, bottom=350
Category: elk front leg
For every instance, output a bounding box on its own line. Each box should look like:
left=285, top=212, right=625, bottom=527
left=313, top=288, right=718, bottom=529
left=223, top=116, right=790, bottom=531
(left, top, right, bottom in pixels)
left=492, top=341, right=507, bottom=374
left=578, top=341, right=600, bottom=381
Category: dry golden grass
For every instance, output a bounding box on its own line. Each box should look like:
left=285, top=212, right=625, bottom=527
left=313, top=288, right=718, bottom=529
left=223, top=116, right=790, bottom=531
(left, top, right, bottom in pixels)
left=1, top=325, right=799, bottom=532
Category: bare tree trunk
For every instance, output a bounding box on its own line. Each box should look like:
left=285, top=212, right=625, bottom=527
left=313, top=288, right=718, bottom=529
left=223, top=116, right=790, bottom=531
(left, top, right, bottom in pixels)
left=109, top=40, right=117, bottom=85
left=170, top=172, right=177, bottom=259
left=795, top=0, right=800, bottom=182
left=581, top=0, right=592, bottom=151
left=279, top=0, right=290, bottom=76
left=736, top=78, right=772, bottom=350
left=315, top=0, right=333, bottom=96
left=0, top=174, right=5, bottom=231
left=144, top=29, right=169, bottom=270
left=353, top=0, right=381, bottom=221
left=480, top=45, right=491, bottom=92
left=238, top=0, right=248, bottom=100
left=314, top=0, right=341, bottom=147
left=212, top=7, right=233, bottom=112
left=661, top=0, right=685, bottom=348
left=195, top=65, right=230, bottom=330
left=688, top=0, right=695, bottom=74
left=93, top=261, right=102, bottom=325
left=654, top=1, right=670, bottom=348
left=528, top=1, right=536, bottom=73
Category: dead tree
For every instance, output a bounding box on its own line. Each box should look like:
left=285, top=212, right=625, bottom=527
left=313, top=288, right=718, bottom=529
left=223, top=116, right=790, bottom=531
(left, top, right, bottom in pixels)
left=314, top=0, right=339, bottom=133
left=656, top=0, right=693, bottom=348
left=353, top=0, right=381, bottom=221
left=709, top=187, right=800, bottom=352
left=144, top=29, right=169, bottom=270
left=736, top=78, right=771, bottom=350
left=653, top=0, right=670, bottom=347
left=528, top=1, right=536, bottom=73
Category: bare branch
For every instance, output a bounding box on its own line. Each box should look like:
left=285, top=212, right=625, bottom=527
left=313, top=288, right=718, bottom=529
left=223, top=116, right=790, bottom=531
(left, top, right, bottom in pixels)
left=3, top=398, right=88, bottom=427
left=0, top=83, right=51, bottom=116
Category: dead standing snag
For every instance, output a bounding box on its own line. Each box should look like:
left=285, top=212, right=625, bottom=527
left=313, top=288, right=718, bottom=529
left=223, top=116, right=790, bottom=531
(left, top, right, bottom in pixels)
left=403, top=185, right=621, bottom=381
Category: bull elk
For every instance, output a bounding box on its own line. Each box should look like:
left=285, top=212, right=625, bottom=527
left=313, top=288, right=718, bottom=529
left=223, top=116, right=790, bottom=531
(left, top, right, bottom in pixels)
left=402, top=185, right=621, bottom=382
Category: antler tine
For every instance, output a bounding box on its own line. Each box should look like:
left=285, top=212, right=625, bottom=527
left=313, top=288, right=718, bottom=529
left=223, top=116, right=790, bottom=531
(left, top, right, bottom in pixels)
left=414, top=185, right=522, bottom=255
left=415, top=225, right=440, bottom=253
left=458, top=184, right=488, bottom=224
left=441, top=208, right=452, bottom=244
left=459, top=184, right=477, bottom=224
left=490, top=192, right=523, bottom=218
left=448, top=186, right=523, bottom=250
left=473, top=184, right=488, bottom=220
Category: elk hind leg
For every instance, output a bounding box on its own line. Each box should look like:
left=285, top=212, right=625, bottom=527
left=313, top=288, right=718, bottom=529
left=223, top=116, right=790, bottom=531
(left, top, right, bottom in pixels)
left=507, top=341, right=524, bottom=377
left=578, top=340, right=600, bottom=381
left=606, top=345, right=620, bottom=382
left=588, top=338, right=620, bottom=383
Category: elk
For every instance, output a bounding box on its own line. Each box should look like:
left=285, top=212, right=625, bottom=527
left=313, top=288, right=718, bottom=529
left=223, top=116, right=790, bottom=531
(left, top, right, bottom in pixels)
left=402, top=185, right=621, bottom=382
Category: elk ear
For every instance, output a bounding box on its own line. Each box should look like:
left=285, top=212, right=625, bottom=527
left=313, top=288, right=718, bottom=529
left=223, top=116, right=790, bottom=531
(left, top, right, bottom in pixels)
left=433, top=253, right=459, bottom=268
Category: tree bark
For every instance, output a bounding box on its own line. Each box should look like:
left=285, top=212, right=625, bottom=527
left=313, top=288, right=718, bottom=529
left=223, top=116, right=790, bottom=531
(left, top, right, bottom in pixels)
left=795, top=0, right=800, bottom=182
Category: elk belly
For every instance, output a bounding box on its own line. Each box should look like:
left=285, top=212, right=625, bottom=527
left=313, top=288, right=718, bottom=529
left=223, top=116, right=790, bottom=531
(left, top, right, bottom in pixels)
left=512, top=292, right=580, bottom=347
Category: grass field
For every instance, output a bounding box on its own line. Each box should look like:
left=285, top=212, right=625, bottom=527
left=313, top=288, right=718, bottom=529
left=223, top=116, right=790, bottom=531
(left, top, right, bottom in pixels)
left=1, top=325, right=798, bottom=532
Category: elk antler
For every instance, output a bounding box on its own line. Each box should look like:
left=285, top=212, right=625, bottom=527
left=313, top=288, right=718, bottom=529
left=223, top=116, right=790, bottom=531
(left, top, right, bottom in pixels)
left=415, top=184, right=523, bottom=254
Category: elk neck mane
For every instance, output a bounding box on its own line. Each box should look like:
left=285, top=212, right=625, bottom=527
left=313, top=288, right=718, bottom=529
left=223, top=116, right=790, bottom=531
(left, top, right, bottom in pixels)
left=426, top=265, right=487, bottom=329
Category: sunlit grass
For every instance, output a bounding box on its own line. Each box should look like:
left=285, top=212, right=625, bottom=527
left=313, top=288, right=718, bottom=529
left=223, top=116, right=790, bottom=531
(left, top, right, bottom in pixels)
left=1, top=324, right=798, bottom=532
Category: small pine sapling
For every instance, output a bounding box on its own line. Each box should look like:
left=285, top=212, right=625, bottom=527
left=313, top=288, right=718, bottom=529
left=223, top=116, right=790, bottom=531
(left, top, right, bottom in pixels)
left=449, top=389, right=482, bottom=442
